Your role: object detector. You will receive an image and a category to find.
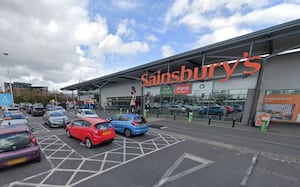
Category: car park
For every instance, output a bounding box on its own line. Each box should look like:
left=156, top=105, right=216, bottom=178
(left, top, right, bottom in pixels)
left=0, top=112, right=29, bottom=127
left=0, top=125, right=41, bottom=169
left=43, top=111, right=70, bottom=128
left=76, top=109, right=99, bottom=118
left=65, top=117, right=115, bottom=148
left=108, top=114, right=148, bottom=137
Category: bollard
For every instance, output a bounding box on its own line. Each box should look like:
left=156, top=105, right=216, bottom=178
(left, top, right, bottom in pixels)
left=173, top=114, right=176, bottom=120
left=232, top=118, right=236, bottom=128
left=144, top=109, right=147, bottom=118
left=208, top=116, right=211, bottom=125
left=188, top=112, right=193, bottom=123
left=119, top=108, right=123, bottom=114
left=126, top=109, right=129, bottom=114
left=261, top=118, right=268, bottom=133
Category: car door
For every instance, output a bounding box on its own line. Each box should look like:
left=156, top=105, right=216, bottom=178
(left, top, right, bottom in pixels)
left=110, top=114, right=121, bottom=132
left=118, top=115, right=131, bottom=133
left=77, top=121, right=91, bottom=142
left=69, top=120, right=84, bottom=139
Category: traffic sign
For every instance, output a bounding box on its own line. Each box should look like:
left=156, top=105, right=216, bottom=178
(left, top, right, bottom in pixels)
left=0, top=93, right=13, bottom=106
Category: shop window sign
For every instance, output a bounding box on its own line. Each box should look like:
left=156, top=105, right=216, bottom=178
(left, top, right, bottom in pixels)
left=160, top=86, right=174, bottom=95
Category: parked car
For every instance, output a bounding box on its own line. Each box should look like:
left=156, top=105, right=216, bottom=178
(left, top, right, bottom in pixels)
left=0, top=112, right=28, bottom=127
left=32, top=105, right=45, bottom=117
left=232, top=104, right=243, bottom=112
left=65, top=117, right=115, bottom=148
left=0, top=125, right=41, bottom=169
left=3, top=106, right=20, bottom=113
left=80, top=104, right=96, bottom=109
left=76, top=109, right=99, bottom=118
left=108, top=114, right=148, bottom=137
left=54, top=106, right=66, bottom=114
left=46, top=104, right=55, bottom=111
left=26, top=104, right=33, bottom=114
left=199, top=105, right=226, bottom=115
left=225, top=106, right=234, bottom=114
left=168, top=104, right=187, bottom=113
left=43, top=111, right=70, bottom=128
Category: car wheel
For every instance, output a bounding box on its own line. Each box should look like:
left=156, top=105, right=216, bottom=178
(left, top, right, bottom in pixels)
left=66, top=130, right=71, bottom=138
left=124, top=129, right=131, bottom=138
left=85, top=138, right=93, bottom=148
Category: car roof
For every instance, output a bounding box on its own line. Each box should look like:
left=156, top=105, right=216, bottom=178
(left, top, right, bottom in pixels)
left=79, top=117, right=108, bottom=124
left=119, top=114, right=142, bottom=118
left=0, top=125, right=30, bottom=135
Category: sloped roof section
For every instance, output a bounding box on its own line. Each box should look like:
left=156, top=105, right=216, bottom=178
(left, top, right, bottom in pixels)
left=61, top=19, right=300, bottom=91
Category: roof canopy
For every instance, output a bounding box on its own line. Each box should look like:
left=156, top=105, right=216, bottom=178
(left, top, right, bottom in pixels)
left=61, top=19, right=300, bottom=91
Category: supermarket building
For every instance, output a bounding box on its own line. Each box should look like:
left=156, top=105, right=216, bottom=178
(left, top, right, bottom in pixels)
left=61, top=19, right=300, bottom=125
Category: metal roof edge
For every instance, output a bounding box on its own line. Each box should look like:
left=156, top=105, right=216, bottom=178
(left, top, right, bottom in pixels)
left=61, top=19, right=300, bottom=90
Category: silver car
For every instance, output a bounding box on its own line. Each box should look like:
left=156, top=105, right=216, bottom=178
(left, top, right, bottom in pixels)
left=0, top=112, right=28, bottom=126
left=43, top=111, right=70, bottom=128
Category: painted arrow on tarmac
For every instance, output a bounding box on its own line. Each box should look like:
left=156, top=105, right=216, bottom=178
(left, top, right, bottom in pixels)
left=153, top=152, right=215, bottom=187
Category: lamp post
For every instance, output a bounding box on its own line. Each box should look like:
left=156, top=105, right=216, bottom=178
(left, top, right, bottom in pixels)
left=3, top=52, right=15, bottom=105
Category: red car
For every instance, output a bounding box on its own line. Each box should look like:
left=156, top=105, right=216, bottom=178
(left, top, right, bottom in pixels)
left=225, top=106, right=234, bottom=114
left=65, top=118, right=115, bottom=148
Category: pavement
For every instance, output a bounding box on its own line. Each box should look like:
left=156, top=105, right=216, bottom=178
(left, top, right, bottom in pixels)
left=67, top=108, right=300, bottom=138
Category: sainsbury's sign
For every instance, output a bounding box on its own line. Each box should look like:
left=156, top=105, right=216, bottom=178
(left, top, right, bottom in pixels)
left=141, top=52, right=261, bottom=87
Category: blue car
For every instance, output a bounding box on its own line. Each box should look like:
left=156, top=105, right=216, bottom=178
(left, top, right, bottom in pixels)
left=108, top=114, right=149, bottom=137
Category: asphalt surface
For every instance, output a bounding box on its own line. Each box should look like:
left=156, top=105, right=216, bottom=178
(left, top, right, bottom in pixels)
left=0, top=110, right=299, bottom=187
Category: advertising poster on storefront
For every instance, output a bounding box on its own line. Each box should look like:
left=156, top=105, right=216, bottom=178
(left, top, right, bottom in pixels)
left=262, top=94, right=300, bottom=122
left=255, top=112, right=271, bottom=127
left=192, top=82, right=213, bottom=96
left=160, top=85, right=174, bottom=95
left=174, top=84, right=192, bottom=95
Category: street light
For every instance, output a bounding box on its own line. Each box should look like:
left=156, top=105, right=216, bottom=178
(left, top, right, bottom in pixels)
left=3, top=52, right=15, bottom=105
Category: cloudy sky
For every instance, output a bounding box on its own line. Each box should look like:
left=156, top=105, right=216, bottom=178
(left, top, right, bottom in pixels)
left=0, top=0, right=300, bottom=92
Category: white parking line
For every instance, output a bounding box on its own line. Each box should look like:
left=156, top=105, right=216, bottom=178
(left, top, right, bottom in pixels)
left=8, top=131, right=184, bottom=187
left=240, top=154, right=258, bottom=186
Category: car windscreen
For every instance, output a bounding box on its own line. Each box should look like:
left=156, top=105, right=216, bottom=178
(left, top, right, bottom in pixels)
left=55, top=107, right=64, bottom=110
left=95, top=122, right=112, bottom=130
left=134, top=116, right=147, bottom=124
left=84, top=110, right=96, bottom=115
left=0, top=132, right=32, bottom=153
left=11, top=114, right=26, bottom=120
left=50, top=112, right=65, bottom=117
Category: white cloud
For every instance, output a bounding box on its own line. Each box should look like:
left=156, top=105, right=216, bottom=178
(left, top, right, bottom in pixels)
left=73, top=16, right=108, bottom=45
left=164, top=0, right=300, bottom=48
left=195, top=26, right=251, bottom=47
left=98, top=34, right=149, bottom=55
left=116, top=19, right=136, bottom=38
left=146, top=34, right=159, bottom=42
left=112, top=0, right=141, bottom=10
left=161, top=45, right=175, bottom=58
left=0, top=0, right=150, bottom=90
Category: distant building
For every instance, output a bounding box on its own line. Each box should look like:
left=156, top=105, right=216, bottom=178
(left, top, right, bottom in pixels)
left=4, top=82, right=48, bottom=97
